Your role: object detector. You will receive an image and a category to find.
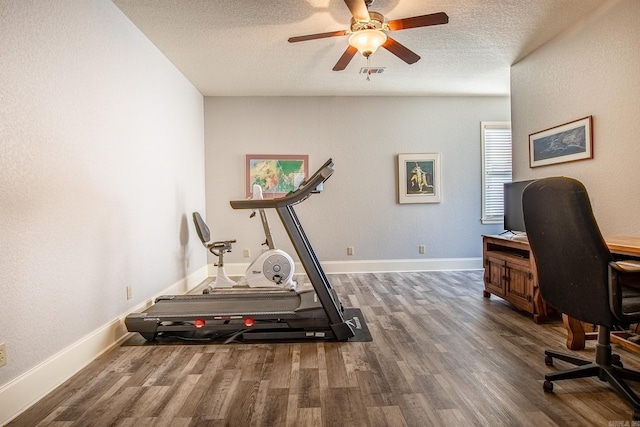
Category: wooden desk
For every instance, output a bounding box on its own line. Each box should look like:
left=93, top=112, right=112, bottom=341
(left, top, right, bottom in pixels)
left=564, top=235, right=640, bottom=352
left=606, top=236, right=640, bottom=258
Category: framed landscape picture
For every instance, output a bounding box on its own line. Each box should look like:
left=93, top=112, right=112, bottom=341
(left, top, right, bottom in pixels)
left=529, top=116, right=593, bottom=168
left=245, top=154, right=308, bottom=198
left=397, top=153, right=442, bottom=204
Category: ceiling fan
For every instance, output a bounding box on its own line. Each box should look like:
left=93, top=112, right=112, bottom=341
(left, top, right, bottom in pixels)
left=288, top=0, right=449, bottom=71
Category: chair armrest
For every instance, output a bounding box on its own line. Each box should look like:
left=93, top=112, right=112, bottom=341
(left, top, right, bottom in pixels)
left=609, top=261, right=640, bottom=323
left=611, top=260, right=640, bottom=273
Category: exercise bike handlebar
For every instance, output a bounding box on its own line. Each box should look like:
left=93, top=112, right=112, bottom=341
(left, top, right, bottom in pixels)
left=230, top=159, right=334, bottom=210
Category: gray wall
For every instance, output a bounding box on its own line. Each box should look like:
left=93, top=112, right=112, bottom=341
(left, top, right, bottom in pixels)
left=511, top=0, right=640, bottom=236
left=0, top=0, right=206, bottom=389
left=203, top=96, right=509, bottom=266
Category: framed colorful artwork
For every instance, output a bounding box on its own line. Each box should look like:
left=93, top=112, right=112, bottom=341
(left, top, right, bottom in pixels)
left=245, top=154, right=309, bottom=198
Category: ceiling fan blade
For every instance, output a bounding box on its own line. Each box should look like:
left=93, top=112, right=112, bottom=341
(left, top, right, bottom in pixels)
left=288, top=30, right=348, bottom=43
left=344, top=0, right=370, bottom=22
left=387, top=12, right=449, bottom=31
left=382, top=36, right=420, bottom=64
left=333, top=45, right=358, bottom=71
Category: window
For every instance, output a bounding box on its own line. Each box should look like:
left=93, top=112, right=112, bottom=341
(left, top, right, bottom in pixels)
left=481, top=122, right=512, bottom=224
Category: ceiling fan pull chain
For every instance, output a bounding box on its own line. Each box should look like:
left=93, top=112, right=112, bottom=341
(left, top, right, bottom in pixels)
left=366, top=56, right=371, bottom=81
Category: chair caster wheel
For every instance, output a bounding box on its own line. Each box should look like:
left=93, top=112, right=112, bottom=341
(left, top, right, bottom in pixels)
left=612, top=354, right=623, bottom=368
left=545, top=355, right=553, bottom=366
left=543, top=380, right=554, bottom=392
left=203, top=288, right=210, bottom=294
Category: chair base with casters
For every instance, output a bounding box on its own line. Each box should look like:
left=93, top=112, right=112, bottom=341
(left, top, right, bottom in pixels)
left=544, top=324, right=640, bottom=420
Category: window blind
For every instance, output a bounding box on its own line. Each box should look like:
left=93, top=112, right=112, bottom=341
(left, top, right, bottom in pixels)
left=481, top=122, right=512, bottom=224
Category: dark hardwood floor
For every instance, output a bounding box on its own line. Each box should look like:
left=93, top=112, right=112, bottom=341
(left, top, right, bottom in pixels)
left=9, top=271, right=640, bottom=426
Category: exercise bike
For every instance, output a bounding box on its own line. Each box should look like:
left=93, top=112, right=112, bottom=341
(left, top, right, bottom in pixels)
left=192, top=185, right=297, bottom=293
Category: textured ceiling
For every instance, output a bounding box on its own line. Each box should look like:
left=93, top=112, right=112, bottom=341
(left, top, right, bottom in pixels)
left=112, top=0, right=608, bottom=96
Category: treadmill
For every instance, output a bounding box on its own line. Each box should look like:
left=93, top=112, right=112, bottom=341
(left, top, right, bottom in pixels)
left=125, top=159, right=356, bottom=342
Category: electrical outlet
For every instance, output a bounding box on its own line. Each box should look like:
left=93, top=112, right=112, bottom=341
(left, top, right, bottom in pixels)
left=0, top=342, right=6, bottom=367
left=243, top=249, right=251, bottom=258
left=419, top=245, right=425, bottom=254
left=347, top=247, right=354, bottom=256
left=126, top=285, right=133, bottom=300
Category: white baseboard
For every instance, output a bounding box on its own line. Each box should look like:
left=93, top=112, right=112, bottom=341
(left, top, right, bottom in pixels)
left=215, top=257, right=483, bottom=276
left=1, top=258, right=480, bottom=425
left=0, top=266, right=208, bottom=426
left=320, top=258, right=483, bottom=273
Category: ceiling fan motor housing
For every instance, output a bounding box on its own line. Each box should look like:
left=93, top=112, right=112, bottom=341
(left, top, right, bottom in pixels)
left=350, top=11, right=386, bottom=32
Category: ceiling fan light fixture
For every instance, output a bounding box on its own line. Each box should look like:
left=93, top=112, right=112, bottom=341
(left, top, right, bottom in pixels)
left=348, top=29, right=387, bottom=57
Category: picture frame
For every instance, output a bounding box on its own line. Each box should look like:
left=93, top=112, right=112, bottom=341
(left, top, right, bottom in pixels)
left=245, top=154, right=308, bottom=198
left=529, top=116, right=593, bottom=168
left=397, top=153, right=442, bottom=204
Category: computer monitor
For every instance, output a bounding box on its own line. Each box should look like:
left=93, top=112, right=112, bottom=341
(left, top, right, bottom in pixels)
left=503, top=179, right=536, bottom=233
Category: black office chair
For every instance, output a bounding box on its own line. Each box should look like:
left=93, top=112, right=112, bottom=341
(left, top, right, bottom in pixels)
left=522, top=177, right=640, bottom=419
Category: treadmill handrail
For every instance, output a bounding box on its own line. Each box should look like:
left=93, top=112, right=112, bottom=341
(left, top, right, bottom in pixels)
left=230, top=161, right=334, bottom=210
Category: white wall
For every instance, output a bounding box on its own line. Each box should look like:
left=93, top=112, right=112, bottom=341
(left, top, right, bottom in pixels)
left=204, top=96, right=509, bottom=267
left=0, top=0, right=206, bottom=411
left=511, top=0, right=640, bottom=236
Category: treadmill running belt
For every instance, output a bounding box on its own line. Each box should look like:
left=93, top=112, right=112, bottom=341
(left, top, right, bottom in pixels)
left=144, top=295, right=301, bottom=316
